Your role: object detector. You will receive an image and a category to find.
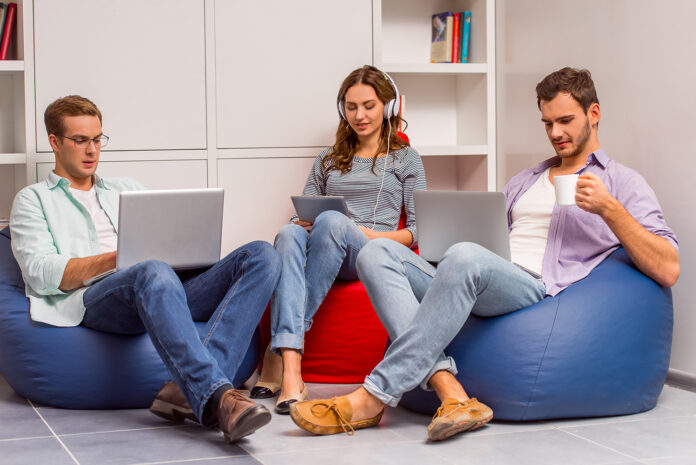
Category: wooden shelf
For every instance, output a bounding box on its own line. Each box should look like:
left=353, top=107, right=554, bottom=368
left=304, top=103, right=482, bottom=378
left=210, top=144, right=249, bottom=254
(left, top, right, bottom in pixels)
left=0, top=153, right=26, bottom=164
left=0, top=61, right=24, bottom=72
left=381, top=62, right=488, bottom=74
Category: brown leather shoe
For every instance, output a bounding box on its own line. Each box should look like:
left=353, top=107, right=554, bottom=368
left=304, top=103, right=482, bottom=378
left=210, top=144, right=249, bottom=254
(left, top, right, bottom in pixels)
left=427, top=397, right=493, bottom=441
left=150, top=381, right=198, bottom=424
left=217, top=389, right=272, bottom=442
left=289, top=396, right=383, bottom=436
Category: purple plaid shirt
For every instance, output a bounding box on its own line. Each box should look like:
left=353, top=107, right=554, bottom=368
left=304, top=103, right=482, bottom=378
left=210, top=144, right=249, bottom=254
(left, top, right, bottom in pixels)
left=503, top=149, right=678, bottom=296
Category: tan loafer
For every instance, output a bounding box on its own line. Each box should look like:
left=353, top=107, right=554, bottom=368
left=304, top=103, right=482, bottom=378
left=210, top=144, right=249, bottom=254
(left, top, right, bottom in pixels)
left=289, top=395, right=383, bottom=436
left=427, top=397, right=493, bottom=441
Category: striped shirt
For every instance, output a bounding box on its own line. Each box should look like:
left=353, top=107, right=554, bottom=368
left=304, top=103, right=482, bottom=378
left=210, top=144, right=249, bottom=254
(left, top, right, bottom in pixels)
left=293, top=146, right=427, bottom=245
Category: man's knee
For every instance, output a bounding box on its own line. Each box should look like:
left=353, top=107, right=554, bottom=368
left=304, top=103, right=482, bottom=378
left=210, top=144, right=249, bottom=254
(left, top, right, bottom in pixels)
left=441, top=242, right=490, bottom=269
left=129, top=259, right=179, bottom=288
left=244, top=241, right=282, bottom=278
left=356, top=238, right=399, bottom=274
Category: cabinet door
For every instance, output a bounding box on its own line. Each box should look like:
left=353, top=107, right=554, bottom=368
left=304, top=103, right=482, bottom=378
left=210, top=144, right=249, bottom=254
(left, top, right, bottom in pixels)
left=217, top=156, right=315, bottom=253
left=37, top=160, right=208, bottom=190
left=215, top=0, right=372, bottom=149
left=33, top=0, right=207, bottom=152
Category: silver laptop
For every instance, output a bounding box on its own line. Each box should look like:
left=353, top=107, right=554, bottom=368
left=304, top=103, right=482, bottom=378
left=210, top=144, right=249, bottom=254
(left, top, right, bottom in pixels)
left=414, top=190, right=511, bottom=263
left=84, top=188, right=224, bottom=286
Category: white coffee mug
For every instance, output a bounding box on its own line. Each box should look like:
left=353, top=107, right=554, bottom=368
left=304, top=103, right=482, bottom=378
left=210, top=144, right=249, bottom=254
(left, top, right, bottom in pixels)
left=553, top=174, right=579, bottom=206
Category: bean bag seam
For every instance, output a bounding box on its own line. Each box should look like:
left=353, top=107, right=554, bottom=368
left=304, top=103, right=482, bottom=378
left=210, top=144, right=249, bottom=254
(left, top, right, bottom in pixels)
left=520, top=295, right=561, bottom=420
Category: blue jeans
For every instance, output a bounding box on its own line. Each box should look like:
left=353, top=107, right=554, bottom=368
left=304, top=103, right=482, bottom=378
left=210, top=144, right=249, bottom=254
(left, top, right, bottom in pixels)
left=270, top=210, right=369, bottom=353
left=82, top=241, right=281, bottom=423
left=356, top=239, right=546, bottom=407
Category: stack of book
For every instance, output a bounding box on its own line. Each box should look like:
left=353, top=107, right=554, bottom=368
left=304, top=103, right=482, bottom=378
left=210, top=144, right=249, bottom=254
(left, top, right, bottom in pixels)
left=430, top=11, right=471, bottom=63
left=0, top=2, right=17, bottom=60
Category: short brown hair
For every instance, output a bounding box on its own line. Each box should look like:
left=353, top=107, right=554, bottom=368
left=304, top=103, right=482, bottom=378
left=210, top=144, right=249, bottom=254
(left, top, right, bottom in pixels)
left=44, top=95, right=102, bottom=136
left=536, top=67, right=599, bottom=113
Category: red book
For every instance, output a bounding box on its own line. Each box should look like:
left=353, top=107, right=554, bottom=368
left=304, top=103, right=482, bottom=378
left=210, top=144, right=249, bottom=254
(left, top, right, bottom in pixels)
left=0, top=2, right=17, bottom=60
left=451, top=13, right=460, bottom=64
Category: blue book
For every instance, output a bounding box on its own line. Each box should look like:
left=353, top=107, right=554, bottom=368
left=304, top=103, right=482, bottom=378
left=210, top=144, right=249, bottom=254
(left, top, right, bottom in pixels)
left=460, top=11, right=471, bottom=63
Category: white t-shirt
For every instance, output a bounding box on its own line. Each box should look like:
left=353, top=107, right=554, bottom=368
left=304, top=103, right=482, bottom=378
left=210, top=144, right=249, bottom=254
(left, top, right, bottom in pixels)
left=69, top=186, right=118, bottom=253
left=509, top=168, right=555, bottom=275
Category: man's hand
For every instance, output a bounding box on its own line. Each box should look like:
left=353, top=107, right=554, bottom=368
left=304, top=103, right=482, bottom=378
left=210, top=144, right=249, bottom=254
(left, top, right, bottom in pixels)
left=60, top=251, right=117, bottom=291
left=574, top=172, right=679, bottom=287
left=575, top=172, right=616, bottom=216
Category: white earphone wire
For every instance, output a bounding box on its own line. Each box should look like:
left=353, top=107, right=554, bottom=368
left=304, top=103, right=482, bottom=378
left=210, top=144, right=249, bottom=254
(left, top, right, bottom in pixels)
left=372, top=121, right=392, bottom=230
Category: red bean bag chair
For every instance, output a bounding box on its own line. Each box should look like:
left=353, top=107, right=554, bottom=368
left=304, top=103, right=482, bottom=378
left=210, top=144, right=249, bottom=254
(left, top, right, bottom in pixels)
left=258, top=265, right=390, bottom=384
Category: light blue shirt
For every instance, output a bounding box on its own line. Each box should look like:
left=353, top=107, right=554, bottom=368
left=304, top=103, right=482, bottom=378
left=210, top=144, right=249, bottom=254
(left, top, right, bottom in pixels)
left=9, top=171, right=145, bottom=327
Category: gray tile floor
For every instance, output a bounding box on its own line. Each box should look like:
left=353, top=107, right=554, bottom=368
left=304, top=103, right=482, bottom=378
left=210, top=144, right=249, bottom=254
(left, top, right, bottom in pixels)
left=1, top=375, right=695, bottom=465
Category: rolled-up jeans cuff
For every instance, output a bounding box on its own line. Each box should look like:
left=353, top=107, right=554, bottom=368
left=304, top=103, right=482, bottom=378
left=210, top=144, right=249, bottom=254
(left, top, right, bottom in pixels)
left=270, top=332, right=304, bottom=355
left=362, top=377, right=400, bottom=408
left=420, top=356, right=458, bottom=391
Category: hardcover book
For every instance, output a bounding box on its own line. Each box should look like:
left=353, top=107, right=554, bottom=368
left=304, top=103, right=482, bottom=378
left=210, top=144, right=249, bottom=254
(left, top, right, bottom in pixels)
left=430, top=12, right=453, bottom=63
left=452, top=13, right=460, bottom=64
left=460, top=11, right=471, bottom=63
left=0, top=2, right=17, bottom=60
left=0, top=4, right=7, bottom=51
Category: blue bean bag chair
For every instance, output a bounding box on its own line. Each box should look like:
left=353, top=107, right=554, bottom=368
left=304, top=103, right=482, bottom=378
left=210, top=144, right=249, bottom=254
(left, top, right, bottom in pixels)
left=400, top=247, right=673, bottom=420
left=0, top=226, right=260, bottom=409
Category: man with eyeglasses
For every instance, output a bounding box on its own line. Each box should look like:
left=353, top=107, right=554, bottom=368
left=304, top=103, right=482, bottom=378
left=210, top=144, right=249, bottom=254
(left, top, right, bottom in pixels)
left=9, top=95, right=281, bottom=442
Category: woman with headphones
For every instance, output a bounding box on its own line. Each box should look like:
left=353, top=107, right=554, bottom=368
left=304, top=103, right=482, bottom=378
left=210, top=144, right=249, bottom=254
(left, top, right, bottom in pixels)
left=251, top=65, right=426, bottom=414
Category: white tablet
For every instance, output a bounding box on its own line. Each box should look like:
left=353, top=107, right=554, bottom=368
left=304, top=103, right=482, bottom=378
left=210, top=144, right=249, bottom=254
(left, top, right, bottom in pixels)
left=291, top=195, right=349, bottom=223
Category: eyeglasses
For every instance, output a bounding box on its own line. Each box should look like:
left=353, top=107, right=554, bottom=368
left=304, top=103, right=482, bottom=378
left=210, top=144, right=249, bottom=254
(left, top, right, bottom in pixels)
left=60, top=134, right=109, bottom=149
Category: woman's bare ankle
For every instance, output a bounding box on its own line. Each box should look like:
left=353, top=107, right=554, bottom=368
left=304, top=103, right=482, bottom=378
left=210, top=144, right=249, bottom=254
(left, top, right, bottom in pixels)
left=279, top=349, right=304, bottom=397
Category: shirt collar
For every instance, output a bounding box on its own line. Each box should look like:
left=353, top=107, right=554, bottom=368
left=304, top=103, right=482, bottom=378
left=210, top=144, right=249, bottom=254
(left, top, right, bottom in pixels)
left=45, top=171, right=109, bottom=191
left=531, top=148, right=609, bottom=174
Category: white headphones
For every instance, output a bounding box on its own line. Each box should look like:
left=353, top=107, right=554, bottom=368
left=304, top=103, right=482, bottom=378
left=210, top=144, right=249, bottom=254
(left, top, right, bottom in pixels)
left=337, top=66, right=400, bottom=121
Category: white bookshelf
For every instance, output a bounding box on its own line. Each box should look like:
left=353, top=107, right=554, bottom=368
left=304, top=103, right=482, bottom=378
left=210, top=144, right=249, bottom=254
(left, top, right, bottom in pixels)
left=0, top=0, right=33, bottom=220
left=374, top=0, right=496, bottom=191
left=0, top=60, right=23, bottom=72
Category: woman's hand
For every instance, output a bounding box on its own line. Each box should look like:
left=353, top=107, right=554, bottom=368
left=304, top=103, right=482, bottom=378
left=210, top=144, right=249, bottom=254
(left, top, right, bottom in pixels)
left=359, top=226, right=414, bottom=246
left=358, top=225, right=381, bottom=240
left=294, top=220, right=312, bottom=232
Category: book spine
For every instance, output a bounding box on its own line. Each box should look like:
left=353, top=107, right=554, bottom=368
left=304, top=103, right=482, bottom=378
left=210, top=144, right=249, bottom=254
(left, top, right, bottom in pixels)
left=452, top=13, right=460, bottom=64
left=445, top=15, right=453, bottom=63
left=430, top=12, right=453, bottom=63
left=0, top=2, right=17, bottom=60
left=460, top=11, right=471, bottom=63
left=0, top=4, right=7, bottom=51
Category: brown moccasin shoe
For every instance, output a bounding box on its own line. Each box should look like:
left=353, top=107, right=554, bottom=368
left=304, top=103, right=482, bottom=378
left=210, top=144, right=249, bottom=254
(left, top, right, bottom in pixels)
left=217, top=389, right=272, bottom=442
left=427, top=397, right=493, bottom=441
left=289, top=396, right=383, bottom=436
left=150, top=381, right=198, bottom=424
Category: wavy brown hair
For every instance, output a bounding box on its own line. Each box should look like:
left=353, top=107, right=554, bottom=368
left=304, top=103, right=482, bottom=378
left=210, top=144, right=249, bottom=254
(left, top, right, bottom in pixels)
left=324, top=65, right=408, bottom=174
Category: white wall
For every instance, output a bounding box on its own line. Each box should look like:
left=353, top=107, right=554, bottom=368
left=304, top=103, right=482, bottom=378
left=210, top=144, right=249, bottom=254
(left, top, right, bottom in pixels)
left=496, top=0, right=696, bottom=375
